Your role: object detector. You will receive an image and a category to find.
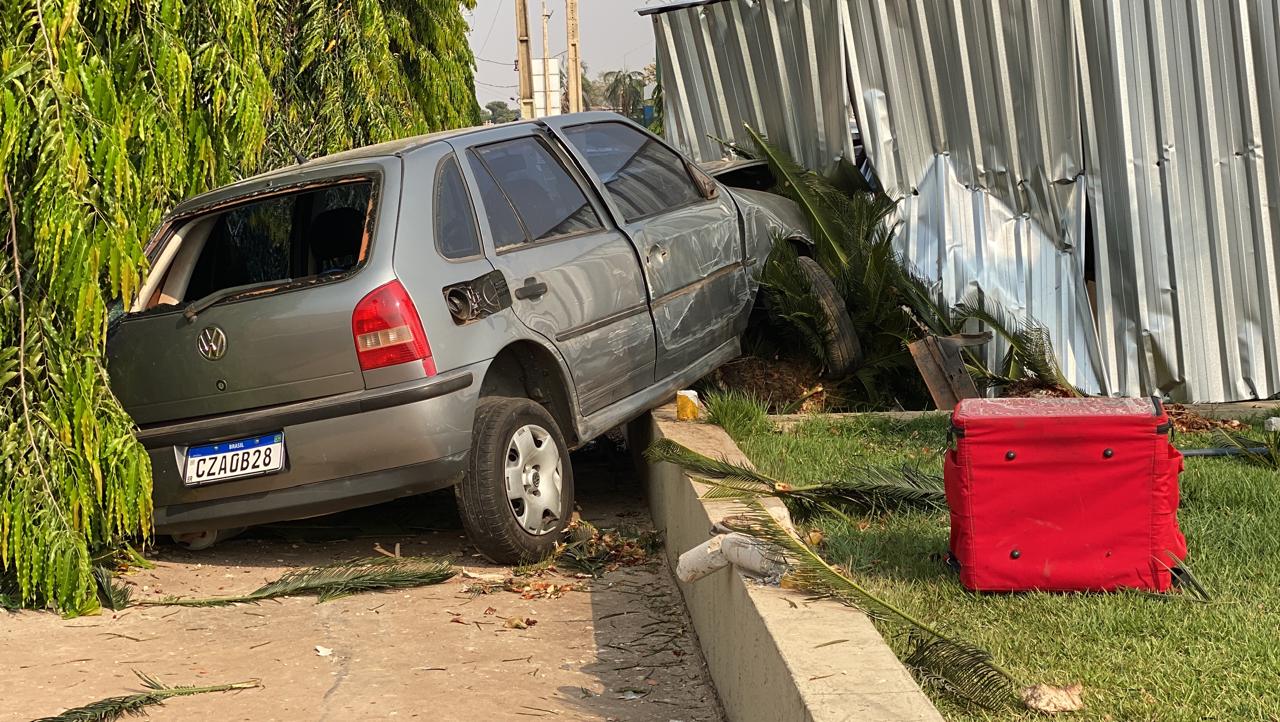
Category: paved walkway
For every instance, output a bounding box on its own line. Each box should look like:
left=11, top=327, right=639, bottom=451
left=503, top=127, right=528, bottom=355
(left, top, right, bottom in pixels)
left=2, top=443, right=722, bottom=721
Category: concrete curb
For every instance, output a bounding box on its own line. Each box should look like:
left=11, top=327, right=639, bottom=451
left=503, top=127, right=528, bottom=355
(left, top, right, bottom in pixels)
left=628, top=406, right=944, bottom=722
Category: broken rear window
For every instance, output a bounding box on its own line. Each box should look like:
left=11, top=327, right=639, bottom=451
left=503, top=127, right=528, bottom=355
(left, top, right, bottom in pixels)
left=165, top=181, right=374, bottom=306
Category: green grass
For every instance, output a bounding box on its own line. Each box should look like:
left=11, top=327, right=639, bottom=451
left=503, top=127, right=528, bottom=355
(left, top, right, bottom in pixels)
left=728, top=413, right=1280, bottom=721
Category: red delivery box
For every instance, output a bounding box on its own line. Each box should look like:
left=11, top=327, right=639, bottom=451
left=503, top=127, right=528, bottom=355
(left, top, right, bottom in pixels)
left=944, top=397, right=1187, bottom=592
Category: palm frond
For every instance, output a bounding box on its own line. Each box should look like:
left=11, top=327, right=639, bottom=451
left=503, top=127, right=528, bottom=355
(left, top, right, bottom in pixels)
left=1211, top=430, right=1278, bottom=469
left=93, top=566, right=132, bottom=611
left=724, top=501, right=1018, bottom=710
left=647, top=439, right=946, bottom=513
left=644, top=438, right=781, bottom=487
left=31, top=671, right=259, bottom=722
left=953, top=292, right=1078, bottom=394
left=138, top=556, right=455, bottom=607
left=745, top=124, right=855, bottom=269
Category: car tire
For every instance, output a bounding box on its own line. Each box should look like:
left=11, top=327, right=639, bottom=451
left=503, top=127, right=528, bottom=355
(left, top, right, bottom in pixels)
left=455, top=396, right=574, bottom=564
left=796, top=255, right=862, bottom=377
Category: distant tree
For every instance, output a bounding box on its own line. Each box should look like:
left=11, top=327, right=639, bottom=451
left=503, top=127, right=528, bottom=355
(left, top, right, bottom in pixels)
left=601, top=69, right=647, bottom=124
left=485, top=100, right=519, bottom=123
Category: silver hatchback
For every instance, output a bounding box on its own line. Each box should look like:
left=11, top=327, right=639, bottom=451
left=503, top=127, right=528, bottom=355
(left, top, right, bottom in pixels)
left=107, top=112, right=810, bottom=562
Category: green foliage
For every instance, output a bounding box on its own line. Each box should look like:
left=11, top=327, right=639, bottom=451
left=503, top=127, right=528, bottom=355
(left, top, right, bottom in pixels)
left=952, top=292, right=1078, bottom=394
left=32, top=671, right=260, bottom=722
left=139, top=555, right=455, bottom=607
left=601, top=69, right=646, bottom=123
left=485, top=100, right=518, bottom=124
left=1, top=0, right=478, bottom=613
left=702, top=388, right=773, bottom=439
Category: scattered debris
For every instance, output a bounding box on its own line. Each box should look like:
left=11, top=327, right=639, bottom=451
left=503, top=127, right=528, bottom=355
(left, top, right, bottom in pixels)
left=31, top=671, right=259, bottom=722
left=136, top=556, right=455, bottom=607
left=1165, top=404, right=1244, bottom=433
left=704, top=355, right=826, bottom=413
left=1021, top=683, right=1085, bottom=714
left=555, top=522, right=662, bottom=578
left=314, top=645, right=332, bottom=657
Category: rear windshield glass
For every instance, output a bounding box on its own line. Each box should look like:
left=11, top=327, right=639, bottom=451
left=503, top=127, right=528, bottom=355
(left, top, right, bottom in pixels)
left=179, top=181, right=373, bottom=303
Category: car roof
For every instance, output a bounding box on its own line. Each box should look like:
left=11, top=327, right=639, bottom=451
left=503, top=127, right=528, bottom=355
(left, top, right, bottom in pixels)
left=168, top=121, right=539, bottom=216
left=167, top=112, right=641, bottom=218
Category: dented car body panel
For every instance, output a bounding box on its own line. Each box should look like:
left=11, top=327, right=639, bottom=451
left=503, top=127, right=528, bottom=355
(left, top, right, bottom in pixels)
left=106, top=112, right=810, bottom=534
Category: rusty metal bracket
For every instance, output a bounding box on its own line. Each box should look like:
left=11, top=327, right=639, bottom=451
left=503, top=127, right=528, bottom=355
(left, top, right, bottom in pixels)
left=908, top=332, right=992, bottom=410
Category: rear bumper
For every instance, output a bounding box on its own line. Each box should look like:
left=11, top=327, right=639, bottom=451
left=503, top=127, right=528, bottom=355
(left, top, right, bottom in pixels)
left=143, top=365, right=486, bottom=534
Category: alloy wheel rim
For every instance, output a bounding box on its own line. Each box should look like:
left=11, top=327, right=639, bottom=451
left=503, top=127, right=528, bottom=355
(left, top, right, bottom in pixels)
left=504, top=424, right=563, bottom=535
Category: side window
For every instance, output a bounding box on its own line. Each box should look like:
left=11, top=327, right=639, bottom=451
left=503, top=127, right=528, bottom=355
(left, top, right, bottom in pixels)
left=471, top=136, right=602, bottom=248
left=469, top=160, right=528, bottom=250
left=561, top=122, right=704, bottom=222
left=434, top=155, right=482, bottom=259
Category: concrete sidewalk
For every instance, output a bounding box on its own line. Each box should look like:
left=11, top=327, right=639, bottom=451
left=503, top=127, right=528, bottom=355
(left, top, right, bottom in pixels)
left=2, top=446, right=720, bottom=721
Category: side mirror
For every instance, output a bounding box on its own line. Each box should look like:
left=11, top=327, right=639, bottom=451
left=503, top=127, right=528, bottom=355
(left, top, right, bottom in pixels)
left=686, top=161, right=720, bottom=200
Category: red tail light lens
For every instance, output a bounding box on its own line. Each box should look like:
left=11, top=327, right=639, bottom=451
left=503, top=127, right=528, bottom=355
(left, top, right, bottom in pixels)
left=352, top=280, right=436, bottom=375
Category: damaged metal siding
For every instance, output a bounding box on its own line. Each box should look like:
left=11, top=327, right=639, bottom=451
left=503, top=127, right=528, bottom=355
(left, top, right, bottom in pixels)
left=643, top=0, right=853, bottom=173
left=647, top=0, right=1280, bottom=402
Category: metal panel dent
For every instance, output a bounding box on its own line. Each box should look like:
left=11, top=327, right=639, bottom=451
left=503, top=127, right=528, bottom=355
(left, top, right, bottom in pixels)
left=647, top=0, right=1280, bottom=402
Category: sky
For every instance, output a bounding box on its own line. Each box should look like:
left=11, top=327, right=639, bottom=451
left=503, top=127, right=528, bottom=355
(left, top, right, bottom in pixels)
left=465, top=0, right=664, bottom=106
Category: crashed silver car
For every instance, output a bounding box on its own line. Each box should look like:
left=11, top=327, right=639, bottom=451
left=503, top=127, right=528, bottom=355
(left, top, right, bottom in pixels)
left=106, top=112, right=823, bottom=562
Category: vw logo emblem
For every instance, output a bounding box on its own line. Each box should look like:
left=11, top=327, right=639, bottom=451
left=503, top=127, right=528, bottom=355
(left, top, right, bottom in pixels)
left=197, top=326, right=227, bottom=361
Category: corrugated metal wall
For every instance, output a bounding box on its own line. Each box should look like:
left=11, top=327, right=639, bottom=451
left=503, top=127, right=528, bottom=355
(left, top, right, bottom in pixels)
left=648, top=0, right=1280, bottom=402
left=647, top=0, right=852, bottom=173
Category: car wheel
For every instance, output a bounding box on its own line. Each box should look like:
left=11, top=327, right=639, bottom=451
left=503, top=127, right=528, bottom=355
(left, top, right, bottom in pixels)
left=455, top=396, right=574, bottom=564
left=796, top=255, right=862, bottom=377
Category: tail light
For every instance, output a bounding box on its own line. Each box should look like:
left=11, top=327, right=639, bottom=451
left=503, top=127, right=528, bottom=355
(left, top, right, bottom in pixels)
left=352, top=280, right=436, bottom=375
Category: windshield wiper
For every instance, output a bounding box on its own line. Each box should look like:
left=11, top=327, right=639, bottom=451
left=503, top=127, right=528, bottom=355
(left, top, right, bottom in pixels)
left=183, top=281, right=278, bottom=323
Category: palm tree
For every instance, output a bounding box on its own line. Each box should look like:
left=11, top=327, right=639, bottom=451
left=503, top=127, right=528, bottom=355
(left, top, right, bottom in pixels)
left=601, top=69, right=646, bottom=123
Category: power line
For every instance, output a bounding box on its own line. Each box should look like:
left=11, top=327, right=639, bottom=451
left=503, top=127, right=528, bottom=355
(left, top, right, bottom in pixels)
left=476, top=0, right=506, bottom=56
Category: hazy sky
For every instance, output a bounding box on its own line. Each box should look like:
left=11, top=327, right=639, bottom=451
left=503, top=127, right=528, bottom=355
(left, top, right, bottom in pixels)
left=465, top=1, right=665, bottom=106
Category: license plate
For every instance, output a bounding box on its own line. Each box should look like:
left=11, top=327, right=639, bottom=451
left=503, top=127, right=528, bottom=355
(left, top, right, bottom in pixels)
left=186, top=433, right=285, bottom=486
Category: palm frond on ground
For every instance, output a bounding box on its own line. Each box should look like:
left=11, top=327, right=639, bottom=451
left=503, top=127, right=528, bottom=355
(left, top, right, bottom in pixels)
left=645, top=438, right=946, bottom=514
left=138, top=556, right=455, bottom=607
left=32, top=671, right=259, bottom=722
left=724, top=500, right=1018, bottom=710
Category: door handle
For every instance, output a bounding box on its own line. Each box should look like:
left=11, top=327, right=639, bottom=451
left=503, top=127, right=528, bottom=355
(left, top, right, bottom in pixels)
left=514, top=277, right=548, bottom=300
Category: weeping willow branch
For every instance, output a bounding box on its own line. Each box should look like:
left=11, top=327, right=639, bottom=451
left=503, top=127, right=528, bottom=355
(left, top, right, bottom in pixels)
left=0, top=0, right=478, bottom=615
left=137, top=556, right=456, bottom=607
left=32, top=671, right=260, bottom=722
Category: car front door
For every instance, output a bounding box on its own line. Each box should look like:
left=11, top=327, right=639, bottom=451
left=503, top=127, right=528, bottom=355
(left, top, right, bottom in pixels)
left=545, top=117, right=745, bottom=380
left=450, top=125, right=656, bottom=416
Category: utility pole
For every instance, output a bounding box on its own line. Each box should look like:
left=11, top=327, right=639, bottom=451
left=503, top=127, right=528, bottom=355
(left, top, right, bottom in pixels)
left=566, top=0, right=581, bottom=113
left=515, top=0, right=534, bottom=119
left=540, top=0, right=552, bottom=116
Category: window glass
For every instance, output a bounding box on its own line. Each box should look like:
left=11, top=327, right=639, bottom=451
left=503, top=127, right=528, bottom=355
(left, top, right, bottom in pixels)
left=434, top=156, right=482, bottom=259
left=183, top=182, right=372, bottom=302
left=472, top=137, right=602, bottom=246
left=562, top=122, right=703, bottom=222
left=469, top=159, right=528, bottom=250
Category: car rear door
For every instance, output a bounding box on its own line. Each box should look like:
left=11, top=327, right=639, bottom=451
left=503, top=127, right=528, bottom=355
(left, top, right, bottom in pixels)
left=545, top=117, right=746, bottom=380
left=449, top=125, right=656, bottom=415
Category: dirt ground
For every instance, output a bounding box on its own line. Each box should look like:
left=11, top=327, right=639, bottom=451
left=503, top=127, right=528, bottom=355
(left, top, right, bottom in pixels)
left=1, top=442, right=722, bottom=721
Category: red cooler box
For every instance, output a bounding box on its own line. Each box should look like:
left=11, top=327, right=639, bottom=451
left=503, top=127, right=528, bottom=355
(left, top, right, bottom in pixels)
left=945, top=397, right=1187, bottom=592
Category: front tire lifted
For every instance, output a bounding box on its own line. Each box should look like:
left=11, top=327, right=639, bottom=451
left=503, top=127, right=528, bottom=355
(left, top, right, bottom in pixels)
left=455, top=396, right=574, bottom=564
